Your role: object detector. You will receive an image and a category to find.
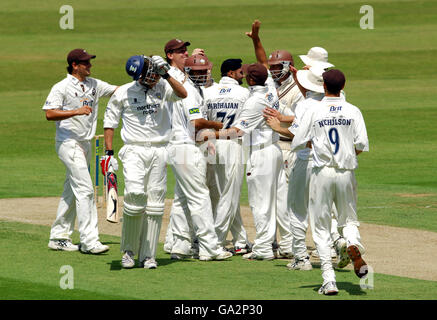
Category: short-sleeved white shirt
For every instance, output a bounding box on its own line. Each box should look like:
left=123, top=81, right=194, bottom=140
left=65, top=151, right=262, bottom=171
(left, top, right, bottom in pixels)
left=234, top=74, right=280, bottom=146
left=289, top=96, right=369, bottom=170
left=103, top=79, right=181, bottom=144
left=292, top=91, right=324, bottom=160
left=170, top=78, right=205, bottom=144
left=42, top=74, right=117, bottom=142
left=203, top=76, right=249, bottom=129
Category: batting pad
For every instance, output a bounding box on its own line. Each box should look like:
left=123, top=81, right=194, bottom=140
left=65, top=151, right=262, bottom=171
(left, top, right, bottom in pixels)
left=139, top=204, right=164, bottom=262
left=120, top=203, right=146, bottom=255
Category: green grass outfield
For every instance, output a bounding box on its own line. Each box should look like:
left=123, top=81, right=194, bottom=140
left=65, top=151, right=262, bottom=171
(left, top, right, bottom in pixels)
left=1, top=221, right=437, bottom=300
left=0, top=0, right=436, bottom=300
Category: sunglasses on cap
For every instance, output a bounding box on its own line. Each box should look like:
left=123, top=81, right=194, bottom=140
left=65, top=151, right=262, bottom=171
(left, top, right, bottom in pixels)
left=171, top=47, right=188, bottom=54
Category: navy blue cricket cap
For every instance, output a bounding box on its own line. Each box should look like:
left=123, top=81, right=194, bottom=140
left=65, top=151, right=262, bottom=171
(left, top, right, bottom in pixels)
left=220, top=59, right=243, bottom=76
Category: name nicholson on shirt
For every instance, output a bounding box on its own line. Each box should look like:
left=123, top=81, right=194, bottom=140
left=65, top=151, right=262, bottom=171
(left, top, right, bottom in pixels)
left=317, top=118, right=352, bottom=128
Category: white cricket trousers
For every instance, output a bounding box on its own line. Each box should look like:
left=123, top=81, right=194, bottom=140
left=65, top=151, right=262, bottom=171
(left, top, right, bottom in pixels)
left=119, top=144, right=167, bottom=262
left=277, top=142, right=297, bottom=182
left=246, top=143, right=283, bottom=259
left=50, top=139, right=100, bottom=251
left=309, top=166, right=364, bottom=285
left=208, top=139, right=249, bottom=249
left=168, top=143, right=221, bottom=258
left=288, top=157, right=312, bottom=260
left=274, top=143, right=295, bottom=253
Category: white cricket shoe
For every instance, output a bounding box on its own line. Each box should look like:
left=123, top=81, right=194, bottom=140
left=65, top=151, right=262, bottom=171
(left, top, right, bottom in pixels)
left=121, top=251, right=135, bottom=269
left=214, top=251, right=233, bottom=260
left=48, top=239, right=79, bottom=252
left=242, top=252, right=274, bottom=261
left=80, top=241, right=109, bottom=254
left=318, top=281, right=339, bottom=295
left=199, top=251, right=233, bottom=261
left=287, top=256, right=313, bottom=271
left=170, top=252, right=191, bottom=260
left=142, top=257, right=158, bottom=269
left=335, top=237, right=351, bottom=269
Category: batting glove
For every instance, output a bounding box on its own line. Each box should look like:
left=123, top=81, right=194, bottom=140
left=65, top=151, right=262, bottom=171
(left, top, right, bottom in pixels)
left=100, top=151, right=118, bottom=176
left=152, top=55, right=171, bottom=77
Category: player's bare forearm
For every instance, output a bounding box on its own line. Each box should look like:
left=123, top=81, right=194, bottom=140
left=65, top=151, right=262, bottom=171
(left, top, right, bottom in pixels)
left=104, top=128, right=115, bottom=151
left=274, top=126, right=294, bottom=138
left=166, top=76, right=187, bottom=98
left=216, top=127, right=243, bottom=140
left=192, top=118, right=223, bottom=132
left=263, top=107, right=295, bottom=123
left=266, top=116, right=295, bottom=139
left=246, top=20, right=269, bottom=69
left=280, top=115, right=295, bottom=124
left=45, top=106, right=92, bottom=121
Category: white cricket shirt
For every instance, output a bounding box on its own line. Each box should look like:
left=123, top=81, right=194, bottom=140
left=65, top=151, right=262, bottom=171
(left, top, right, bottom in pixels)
left=234, top=74, right=280, bottom=146
left=290, top=96, right=369, bottom=170
left=170, top=78, right=205, bottom=144
left=292, top=91, right=324, bottom=160
left=43, top=74, right=117, bottom=141
left=203, top=76, right=249, bottom=129
left=103, top=79, right=181, bottom=144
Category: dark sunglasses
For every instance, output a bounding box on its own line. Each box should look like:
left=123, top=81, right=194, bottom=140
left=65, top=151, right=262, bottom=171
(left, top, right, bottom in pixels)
left=172, top=47, right=188, bottom=54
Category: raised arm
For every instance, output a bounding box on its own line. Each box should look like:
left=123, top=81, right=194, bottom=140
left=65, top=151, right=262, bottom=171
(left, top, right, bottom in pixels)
left=245, top=20, right=269, bottom=69
left=152, top=55, right=187, bottom=98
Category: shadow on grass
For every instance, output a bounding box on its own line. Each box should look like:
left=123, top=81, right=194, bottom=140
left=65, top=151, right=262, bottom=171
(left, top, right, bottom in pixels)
left=108, top=256, right=194, bottom=271
left=300, top=282, right=367, bottom=296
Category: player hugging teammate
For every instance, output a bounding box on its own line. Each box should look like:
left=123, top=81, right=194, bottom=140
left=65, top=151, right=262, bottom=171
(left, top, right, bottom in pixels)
left=45, top=20, right=369, bottom=296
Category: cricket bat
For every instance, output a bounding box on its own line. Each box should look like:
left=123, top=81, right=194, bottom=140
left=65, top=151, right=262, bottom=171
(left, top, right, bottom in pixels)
left=106, top=171, right=119, bottom=223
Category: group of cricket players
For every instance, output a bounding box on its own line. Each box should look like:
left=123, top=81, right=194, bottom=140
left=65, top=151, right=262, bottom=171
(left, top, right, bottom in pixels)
left=44, top=20, right=369, bottom=295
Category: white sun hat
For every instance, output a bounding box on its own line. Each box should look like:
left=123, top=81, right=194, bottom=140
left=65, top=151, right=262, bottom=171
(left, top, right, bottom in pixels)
left=299, top=47, right=334, bottom=70
left=296, top=66, right=325, bottom=93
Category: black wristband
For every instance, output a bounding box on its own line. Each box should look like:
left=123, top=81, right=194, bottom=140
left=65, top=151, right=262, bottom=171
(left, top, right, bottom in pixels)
left=162, top=73, right=170, bottom=79
left=105, top=150, right=114, bottom=156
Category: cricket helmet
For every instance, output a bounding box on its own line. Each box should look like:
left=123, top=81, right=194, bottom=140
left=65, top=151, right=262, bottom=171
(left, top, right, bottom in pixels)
left=126, top=55, right=158, bottom=85
left=184, top=54, right=212, bottom=86
left=268, top=50, right=294, bottom=81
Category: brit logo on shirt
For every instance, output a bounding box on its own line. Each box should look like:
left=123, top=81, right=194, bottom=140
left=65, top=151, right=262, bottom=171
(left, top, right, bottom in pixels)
left=329, top=105, right=342, bottom=113
left=266, top=93, right=274, bottom=102
left=92, top=88, right=96, bottom=96
left=155, top=92, right=162, bottom=100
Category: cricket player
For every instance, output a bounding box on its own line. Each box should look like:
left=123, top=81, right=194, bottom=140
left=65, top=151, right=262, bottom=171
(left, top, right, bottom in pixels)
left=265, top=65, right=325, bottom=271
left=206, top=61, right=282, bottom=260
left=299, top=47, right=347, bottom=261
left=268, top=50, right=304, bottom=180
left=162, top=40, right=207, bottom=254
left=103, top=54, right=187, bottom=269
left=168, top=54, right=233, bottom=261
left=44, top=48, right=117, bottom=254
left=246, top=20, right=294, bottom=258
left=203, top=58, right=252, bottom=254
left=267, top=69, right=369, bottom=295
